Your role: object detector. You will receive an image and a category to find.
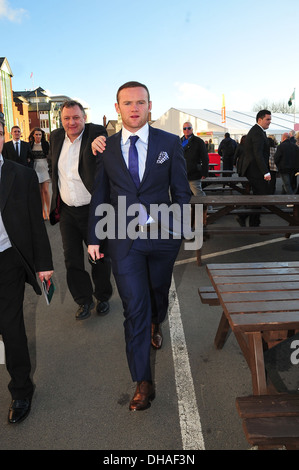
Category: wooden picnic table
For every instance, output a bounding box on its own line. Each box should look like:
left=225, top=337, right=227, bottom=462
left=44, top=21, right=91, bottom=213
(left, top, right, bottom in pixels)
left=205, top=262, right=299, bottom=395
left=208, top=169, right=236, bottom=176
left=202, top=176, right=249, bottom=194
left=191, top=193, right=299, bottom=228
left=191, top=194, right=299, bottom=265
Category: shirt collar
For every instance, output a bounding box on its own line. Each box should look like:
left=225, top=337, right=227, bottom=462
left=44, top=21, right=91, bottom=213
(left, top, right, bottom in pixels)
left=257, top=123, right=266, bottom=132
left=122, top=122, right=149, bottom=144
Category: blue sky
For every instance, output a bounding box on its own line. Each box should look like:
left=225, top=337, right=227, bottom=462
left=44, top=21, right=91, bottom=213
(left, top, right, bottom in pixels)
left=2, top=0, right=299, bottom=123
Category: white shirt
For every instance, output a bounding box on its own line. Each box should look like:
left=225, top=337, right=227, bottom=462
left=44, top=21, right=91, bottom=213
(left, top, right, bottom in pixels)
left=121, top=123, right=152, bottom=224
left=58, top=130, right=91, bottom=206
left=121, top=123, right=149, bottom=181
left=0, top=155, right=12, bottom=251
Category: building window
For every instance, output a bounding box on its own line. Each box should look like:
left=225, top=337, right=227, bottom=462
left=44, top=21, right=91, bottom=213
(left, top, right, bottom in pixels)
left=40, top=119, right=49, bottom=129
left=0, top=70, right=14, bottom=131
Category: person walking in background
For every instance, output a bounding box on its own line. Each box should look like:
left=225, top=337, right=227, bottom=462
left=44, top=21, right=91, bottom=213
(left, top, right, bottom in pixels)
left=0, top=116, right=53, bottom=424
left=181, top=122, right=209, bottom=197
left=289, top=130, right=296, bottom=144
left=48, top=100, right=112, bottom=321
left=207, top=139, right=214, bottom=152
left=218, top=132, right=237, bottom=172
left=29, top=127, right=51, bottom=220
left=232, top=135, right=249, bottom=227
left=234, top=135, right=246, bottom=176
left=2, top=125, right=33, bottom=168
left=239, top=109, right=271, bottom=227
left=274, top=132, right=299, bottom=194
left=268, top=135, right=278, bottom=194
left=88, top=81, right=191, bottom=411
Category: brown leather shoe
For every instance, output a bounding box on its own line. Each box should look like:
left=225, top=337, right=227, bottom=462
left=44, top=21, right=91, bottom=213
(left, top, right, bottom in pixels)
left=129, top=381, right=155, bottom=411
left=151, top=323, right=163, bottom=349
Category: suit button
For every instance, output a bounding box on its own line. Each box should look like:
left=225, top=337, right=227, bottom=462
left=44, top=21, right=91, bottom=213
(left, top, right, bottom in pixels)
left=136, top=192, right=140, bottom=197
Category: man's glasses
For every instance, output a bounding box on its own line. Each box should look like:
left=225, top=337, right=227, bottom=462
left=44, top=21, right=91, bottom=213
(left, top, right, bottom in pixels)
left=183, top=127, right=192, bottom=130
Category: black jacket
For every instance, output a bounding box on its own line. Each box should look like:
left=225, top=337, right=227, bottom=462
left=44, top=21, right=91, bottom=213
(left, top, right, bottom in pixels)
left=274, top=139, right=299, bottom=173
left=240, top=124, right=269, bottom=178
left=0, top=160, right=53, bottom=294
left=48, top=123, right=107, bottom=225
left=2, top=140, right=34, bottom=168
left=180, top=134, right=209, bottom=180
left=218, top=137, right=237, bottom=158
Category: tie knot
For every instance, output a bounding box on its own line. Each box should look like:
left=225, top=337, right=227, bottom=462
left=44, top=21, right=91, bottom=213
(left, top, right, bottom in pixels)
left=129, top=135, right=139, bottom=145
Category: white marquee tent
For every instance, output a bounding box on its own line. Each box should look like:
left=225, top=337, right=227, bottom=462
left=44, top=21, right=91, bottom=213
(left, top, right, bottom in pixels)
left=151, top=108, right=299, bottom=148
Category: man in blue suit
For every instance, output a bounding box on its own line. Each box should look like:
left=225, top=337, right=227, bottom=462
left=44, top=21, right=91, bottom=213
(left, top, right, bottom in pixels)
left=88, top=82, right=191, bottom=411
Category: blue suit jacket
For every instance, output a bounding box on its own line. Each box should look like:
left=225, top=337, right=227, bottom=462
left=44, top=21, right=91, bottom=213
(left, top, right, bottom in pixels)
left=88, top=126, right=191, bottom=260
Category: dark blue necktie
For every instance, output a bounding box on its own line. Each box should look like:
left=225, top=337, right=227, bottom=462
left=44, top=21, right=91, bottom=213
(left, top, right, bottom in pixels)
left=128, top=135, right=147, bottom=225
left=129, top=135, right=140, bottom=187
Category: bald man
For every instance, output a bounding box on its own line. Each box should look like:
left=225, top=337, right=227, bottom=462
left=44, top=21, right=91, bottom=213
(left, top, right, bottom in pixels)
left=180, top=122, right=209, bottom=197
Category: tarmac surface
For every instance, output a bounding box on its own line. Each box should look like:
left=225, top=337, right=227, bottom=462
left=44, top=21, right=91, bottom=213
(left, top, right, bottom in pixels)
left=0, top=180, right=298, bottom=454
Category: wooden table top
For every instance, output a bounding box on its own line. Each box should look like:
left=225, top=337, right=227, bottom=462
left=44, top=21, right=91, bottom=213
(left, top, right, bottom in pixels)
left=191, top=194, right=299, bottom=205
left=203, top=176, right=248, bottom=183
left=206, top=262, right=299, bottom=333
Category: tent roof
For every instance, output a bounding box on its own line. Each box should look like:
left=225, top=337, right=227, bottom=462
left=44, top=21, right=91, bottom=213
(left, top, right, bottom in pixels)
left=176, top=108, right=297, bottom=133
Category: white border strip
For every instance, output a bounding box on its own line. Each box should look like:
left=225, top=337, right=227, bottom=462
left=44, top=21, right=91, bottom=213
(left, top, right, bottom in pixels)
left=169, top=276, right=205, bottom=450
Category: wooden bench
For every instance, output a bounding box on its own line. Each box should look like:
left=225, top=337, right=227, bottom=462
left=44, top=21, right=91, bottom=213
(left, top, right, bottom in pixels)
left=203, top=225, right=299, bottom=236
left=198, top=286, right=219, bottom=305
left=198, top=286, right=231, bottom=348
left=236, top=394, right=299, bottom=449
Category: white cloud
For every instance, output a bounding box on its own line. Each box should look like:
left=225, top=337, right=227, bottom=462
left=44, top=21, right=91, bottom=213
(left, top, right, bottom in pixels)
left=0, top=0, right=27, bottom=22
left=174, top=82, right=220, bottom=109
left=174, top=82, right=258, bottom=111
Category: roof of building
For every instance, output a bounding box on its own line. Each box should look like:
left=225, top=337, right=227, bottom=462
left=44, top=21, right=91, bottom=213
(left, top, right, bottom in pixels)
left=14, top=87, right=49, bottom=99
left=177, top=108, right=298, bottom=133
left=0, top=57, right=13, bottom=76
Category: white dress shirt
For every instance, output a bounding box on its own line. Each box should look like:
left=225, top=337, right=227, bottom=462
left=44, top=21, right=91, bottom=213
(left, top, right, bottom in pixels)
left=121, top=123, right=152, bottom=225
left=0, top=155, right=12, bottom=251
left=120, top=122, right=149, bottom=181
left=58, top=130, right=91, bottom=206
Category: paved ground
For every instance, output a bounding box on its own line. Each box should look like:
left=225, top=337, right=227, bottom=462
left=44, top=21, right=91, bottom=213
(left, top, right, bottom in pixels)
left=0, top=181, right=298, bottom=453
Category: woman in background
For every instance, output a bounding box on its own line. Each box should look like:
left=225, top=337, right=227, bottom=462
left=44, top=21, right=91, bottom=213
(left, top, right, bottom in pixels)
left=29, top=127, right=51, bottom=220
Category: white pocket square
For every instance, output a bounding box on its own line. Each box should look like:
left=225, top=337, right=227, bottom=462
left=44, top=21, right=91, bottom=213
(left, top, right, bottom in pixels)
left=156, top=152, right=169, bottom=164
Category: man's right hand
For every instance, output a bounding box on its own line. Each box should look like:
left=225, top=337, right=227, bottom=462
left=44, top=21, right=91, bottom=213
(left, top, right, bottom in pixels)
left=88, top=245, right=104, bottom=261
left=92, top=136, right=107, bottom=155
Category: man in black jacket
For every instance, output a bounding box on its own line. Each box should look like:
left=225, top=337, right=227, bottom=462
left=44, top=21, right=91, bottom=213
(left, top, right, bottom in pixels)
left=2, top=125, right=34, bottom=167
left=48, top=100, right=112, bottom=321
left=0, top=116, right=53, bottom=424
left=181, top=122, right=209, bottom=196
left=274, top=132, right=299, bottom=194
left=218, top=132, right=237, bottom=171
left=239, top=109, right=271, bottom=226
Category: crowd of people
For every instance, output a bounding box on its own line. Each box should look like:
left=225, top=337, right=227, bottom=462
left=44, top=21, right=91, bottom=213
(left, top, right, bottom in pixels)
left=1, top=89, right=299, bottom=426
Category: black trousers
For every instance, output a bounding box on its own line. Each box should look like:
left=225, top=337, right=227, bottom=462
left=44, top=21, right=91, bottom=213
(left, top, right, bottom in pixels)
left=59, top=203, right=112, bottom=305
left=0, top=248, right=34, bottom=400
left=246, top=174, right=270, bottom=226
